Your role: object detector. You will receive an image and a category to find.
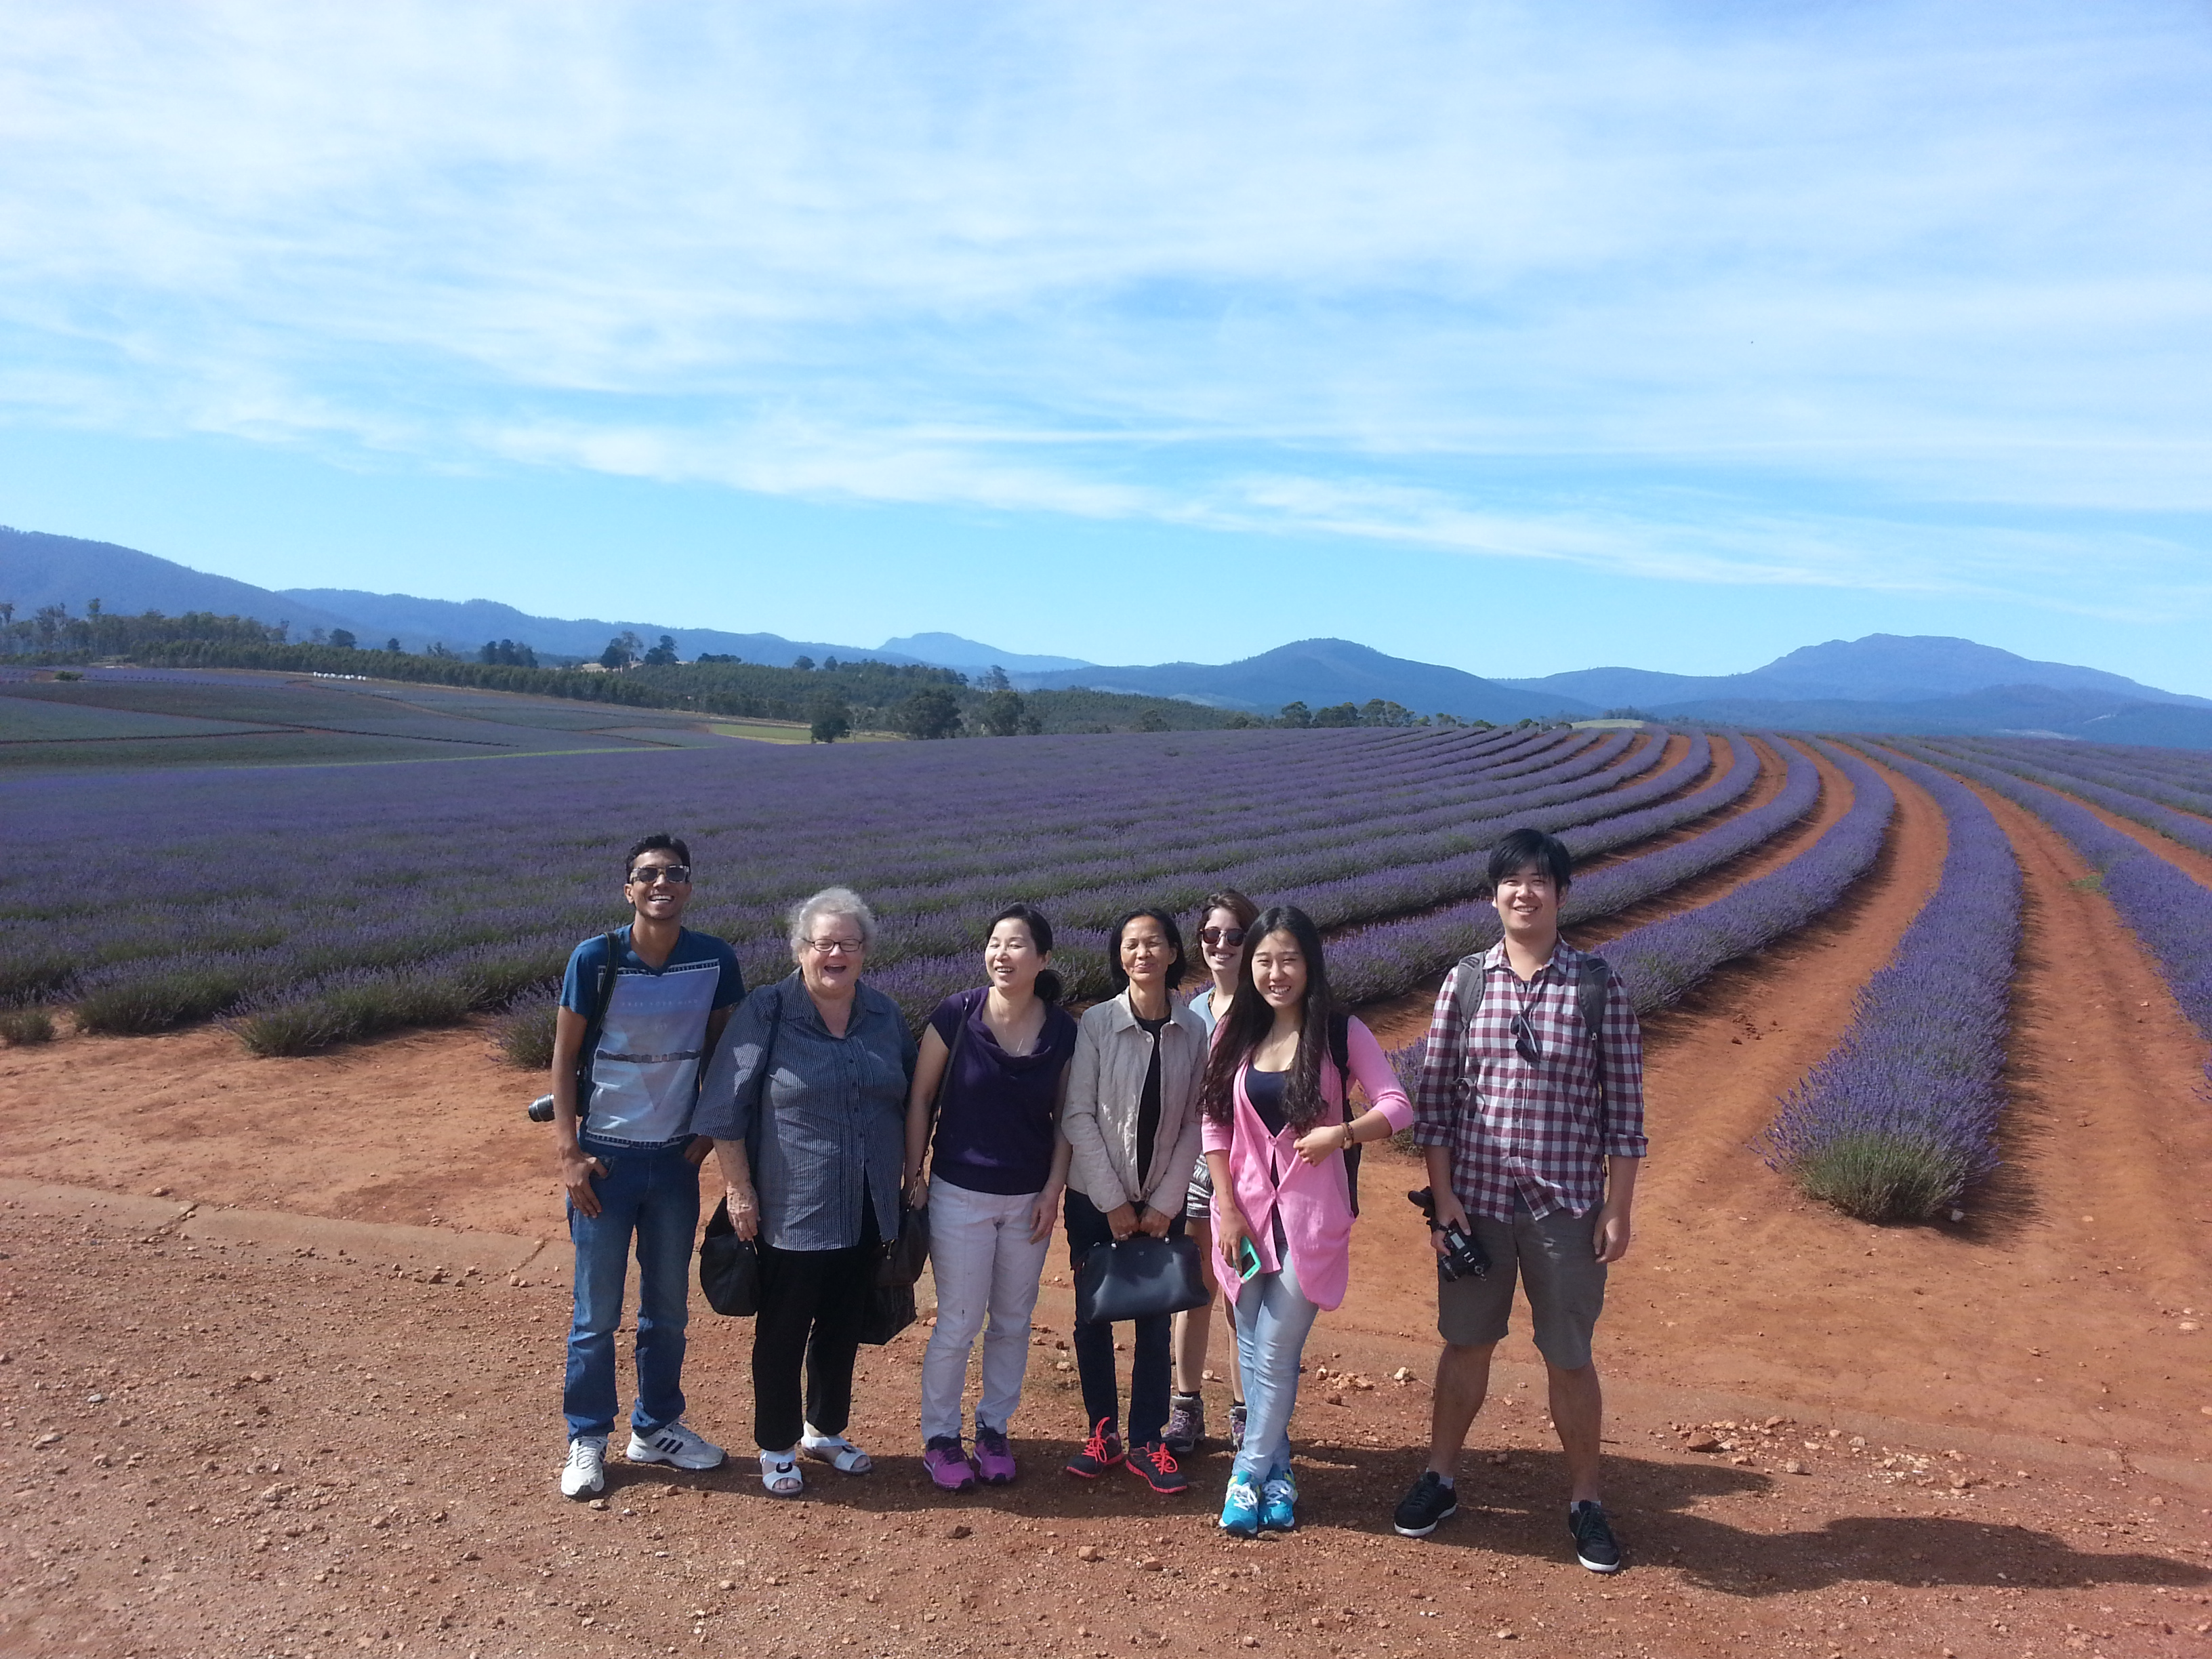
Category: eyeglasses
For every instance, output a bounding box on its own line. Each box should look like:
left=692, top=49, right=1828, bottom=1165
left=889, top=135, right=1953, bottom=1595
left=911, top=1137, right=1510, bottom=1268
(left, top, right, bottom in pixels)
left=628, top=863, right=691, bottom=886
left=1199, top=926, right=1246, bottom=948
left=805, top=937, right=865, bottom=956
left=1509, top=1010, right=1541, bottom=1067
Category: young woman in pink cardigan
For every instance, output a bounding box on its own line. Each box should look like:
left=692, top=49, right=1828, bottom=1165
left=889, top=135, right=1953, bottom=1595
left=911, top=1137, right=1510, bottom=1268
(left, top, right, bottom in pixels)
left=1198, top=905, right=1412, bottom=1536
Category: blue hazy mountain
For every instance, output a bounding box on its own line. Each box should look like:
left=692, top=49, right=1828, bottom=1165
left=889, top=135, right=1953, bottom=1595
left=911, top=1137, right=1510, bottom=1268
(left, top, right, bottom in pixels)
left=1496, top=633, right=2212, bottom=712
left=10, top=525, right=2212, bottom=743
left=878, top=632, right=1092, bottom=673
left=1019, top=638, right=1595, bottom=723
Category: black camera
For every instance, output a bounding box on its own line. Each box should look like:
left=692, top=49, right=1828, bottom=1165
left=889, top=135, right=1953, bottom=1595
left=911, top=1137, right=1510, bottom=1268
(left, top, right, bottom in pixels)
left=1408, top=1187, right=1490, bottom=1282
left=527, top=1092, right=556, bottom=1124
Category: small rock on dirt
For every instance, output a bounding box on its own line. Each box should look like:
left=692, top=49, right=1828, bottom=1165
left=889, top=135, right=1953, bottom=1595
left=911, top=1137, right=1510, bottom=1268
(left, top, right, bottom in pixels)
left=947, top=1523, right=971, bottom=1540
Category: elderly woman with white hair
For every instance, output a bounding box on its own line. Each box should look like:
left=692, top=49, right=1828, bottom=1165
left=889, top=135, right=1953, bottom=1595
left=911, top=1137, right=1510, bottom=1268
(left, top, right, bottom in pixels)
left=694, top=886, right=916, bottom=1497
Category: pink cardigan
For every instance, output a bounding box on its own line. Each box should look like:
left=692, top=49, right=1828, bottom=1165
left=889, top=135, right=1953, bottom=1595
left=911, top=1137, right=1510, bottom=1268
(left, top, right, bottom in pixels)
left=1200, top=1017, right=1412, bottom=1311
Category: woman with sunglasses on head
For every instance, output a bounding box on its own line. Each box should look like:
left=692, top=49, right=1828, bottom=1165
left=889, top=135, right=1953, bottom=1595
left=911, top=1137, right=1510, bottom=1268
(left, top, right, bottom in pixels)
left=693, top=887, right=916, bottom=1498
left=901, top=903, right=1080, bottom=1492
left=1059, top=907, right=1211, bottom=1497
left=1164, top=889, right=1259, bottom=1458
left=1199, top=905, right=1412, bottom=1536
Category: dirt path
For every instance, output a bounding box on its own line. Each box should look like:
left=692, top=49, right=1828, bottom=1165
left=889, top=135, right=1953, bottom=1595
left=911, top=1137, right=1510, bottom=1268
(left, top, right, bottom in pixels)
left=4, top=1188, right=2208, bottom=1659
left=2072, top=793, right=2212, bottom=892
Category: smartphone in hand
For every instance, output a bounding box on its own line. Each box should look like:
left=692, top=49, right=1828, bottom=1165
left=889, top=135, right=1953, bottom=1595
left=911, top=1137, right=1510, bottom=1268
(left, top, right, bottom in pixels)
left=1237, top=1237, right=1263, bottom=1282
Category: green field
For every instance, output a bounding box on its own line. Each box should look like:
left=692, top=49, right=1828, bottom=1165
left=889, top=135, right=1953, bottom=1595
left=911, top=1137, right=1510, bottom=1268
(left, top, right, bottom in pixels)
left=0, top=672, right=745, bottom=772
left=0, top=698, right=281, bottom=742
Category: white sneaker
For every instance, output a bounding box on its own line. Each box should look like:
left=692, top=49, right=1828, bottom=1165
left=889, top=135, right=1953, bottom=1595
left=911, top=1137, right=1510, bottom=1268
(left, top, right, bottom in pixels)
left=560, top=1435, right=607, bottom=1498
left=627, top=1420, right=726, bottom=1471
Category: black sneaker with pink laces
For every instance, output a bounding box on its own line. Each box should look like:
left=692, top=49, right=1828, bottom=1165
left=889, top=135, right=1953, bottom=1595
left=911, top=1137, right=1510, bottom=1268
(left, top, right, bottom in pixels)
left=1063, top=1420, right=1125, bottom=1478
left=1126, top=1441, right=1188, bottom=1496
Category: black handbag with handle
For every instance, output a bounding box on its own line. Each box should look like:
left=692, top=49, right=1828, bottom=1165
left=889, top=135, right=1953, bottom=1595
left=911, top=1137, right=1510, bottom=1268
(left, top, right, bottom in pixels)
left=697, top=1197, right=760, bottom=1317
left=1074, top=1233, right=1211, bottom=1325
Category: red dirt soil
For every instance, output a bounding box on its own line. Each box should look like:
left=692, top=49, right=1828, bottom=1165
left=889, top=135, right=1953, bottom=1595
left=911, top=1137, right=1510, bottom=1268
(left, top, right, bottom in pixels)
left=4, top=739, right=2212, bottom=1656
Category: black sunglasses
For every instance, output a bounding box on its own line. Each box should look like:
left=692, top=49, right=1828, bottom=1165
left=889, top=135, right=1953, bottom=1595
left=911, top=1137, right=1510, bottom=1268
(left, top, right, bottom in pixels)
left=1510, top=1010, right=1541, bottom=1067
left=628, top=863, right=691, bottom=886
left=1199, top=926, right=1246, bottom=948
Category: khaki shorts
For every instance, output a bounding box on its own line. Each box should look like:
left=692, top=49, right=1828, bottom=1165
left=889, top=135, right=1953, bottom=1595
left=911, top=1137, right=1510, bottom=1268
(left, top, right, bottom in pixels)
left=1435, top=1197, right=1607, bottom=1370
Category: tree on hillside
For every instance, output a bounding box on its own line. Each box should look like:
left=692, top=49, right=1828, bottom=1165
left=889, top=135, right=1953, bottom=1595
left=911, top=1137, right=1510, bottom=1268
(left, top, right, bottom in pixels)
left=600, top=631, right=643, bottom=670
left=979, top=688, right=1028, bottom=736
left=1312, top=702, right=1361, bottom=727
left=480, top=638, right=538, bottom=667
left=642, top=634, right=679, bottom=666
left=792, top=655, right=815, bottom=672
left=1275, top=701, right=1312, bottom=729
left=895, top=687, right=964, bottom=739
left=385, top=637, right=403, bottom=653
left=1137, top=706, right=1171, bottom=732
left=329, top=629, right=357, bottom=649
left=808, top=690, right=852, bottom=743
left=981, top=664, right=1011, bottom=691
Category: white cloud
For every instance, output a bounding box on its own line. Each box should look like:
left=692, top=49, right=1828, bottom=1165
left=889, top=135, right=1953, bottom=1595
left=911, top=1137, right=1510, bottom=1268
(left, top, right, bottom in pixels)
left=1, top=0, right=2208, bottom=602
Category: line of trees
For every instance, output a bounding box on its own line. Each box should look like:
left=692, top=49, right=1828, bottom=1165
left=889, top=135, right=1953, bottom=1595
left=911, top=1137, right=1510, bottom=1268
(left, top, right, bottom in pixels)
left=3, top=602, right=1502, bottom=737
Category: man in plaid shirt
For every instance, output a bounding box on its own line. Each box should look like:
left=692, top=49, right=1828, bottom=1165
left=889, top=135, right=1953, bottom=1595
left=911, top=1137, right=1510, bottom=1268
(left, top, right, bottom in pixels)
left=1391, top=828, right=1646, bottom=1572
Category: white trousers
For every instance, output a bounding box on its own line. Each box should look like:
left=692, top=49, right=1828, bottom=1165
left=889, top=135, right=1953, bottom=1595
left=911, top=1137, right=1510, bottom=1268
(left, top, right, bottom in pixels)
left=918, top=1176, right=1051, bottom=1442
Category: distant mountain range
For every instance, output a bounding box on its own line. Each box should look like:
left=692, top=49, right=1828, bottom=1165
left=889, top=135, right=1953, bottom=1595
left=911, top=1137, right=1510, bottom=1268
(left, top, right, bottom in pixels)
left=8, top=523, right=2212, bottom=747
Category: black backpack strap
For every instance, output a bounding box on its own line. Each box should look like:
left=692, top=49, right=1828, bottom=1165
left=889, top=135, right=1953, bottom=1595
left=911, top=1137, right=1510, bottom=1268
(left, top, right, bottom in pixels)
left=1576, top=953, right=1610, bottom=1105
left=574, top=928, right=624, bottom=1124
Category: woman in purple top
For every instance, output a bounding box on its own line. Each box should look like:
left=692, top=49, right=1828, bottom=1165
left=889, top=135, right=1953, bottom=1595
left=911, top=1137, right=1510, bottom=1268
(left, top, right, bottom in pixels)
left=903, top=903, right=1079, bottom=1491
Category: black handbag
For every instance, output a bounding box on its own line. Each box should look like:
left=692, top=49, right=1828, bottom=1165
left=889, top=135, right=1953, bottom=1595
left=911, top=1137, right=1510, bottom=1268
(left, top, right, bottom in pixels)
left=1074, top=1234, right=1210, bottom=1325
left=878, top=1202, right=930, bottom=1288
left=858, top=1281, right=917, bottom=1345
left=697, top=1197, right=760, bottom=1317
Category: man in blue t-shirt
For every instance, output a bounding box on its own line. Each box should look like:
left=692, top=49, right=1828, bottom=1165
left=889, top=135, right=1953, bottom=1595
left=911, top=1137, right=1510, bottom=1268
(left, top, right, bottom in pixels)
left=551, top=834, right=744, bottom=1499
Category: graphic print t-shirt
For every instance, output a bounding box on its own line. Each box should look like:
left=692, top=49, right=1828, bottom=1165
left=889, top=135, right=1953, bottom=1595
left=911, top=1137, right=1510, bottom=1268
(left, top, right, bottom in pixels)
left=560, top=926, right=744, bottom=1144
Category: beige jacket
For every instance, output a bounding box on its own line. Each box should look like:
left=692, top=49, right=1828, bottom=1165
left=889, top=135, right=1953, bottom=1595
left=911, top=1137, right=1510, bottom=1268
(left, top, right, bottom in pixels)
left=1061, top=990, right=1210, bottom=1215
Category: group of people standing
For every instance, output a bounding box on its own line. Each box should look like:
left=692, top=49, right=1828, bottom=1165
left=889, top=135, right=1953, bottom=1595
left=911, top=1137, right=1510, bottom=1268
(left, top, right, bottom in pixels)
left=549, top=826, right=1645, bottom=1572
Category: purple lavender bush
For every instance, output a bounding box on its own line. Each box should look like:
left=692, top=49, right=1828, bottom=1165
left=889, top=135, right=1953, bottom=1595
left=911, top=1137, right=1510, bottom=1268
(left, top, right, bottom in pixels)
left=1893, top=741, right=2212, bottom=1043
left=1929, top=739, right=2212, bottom=861
left=1604, top=741, right=1893, bottom=1013
left=1757, top=745, right=2020, bottom=1223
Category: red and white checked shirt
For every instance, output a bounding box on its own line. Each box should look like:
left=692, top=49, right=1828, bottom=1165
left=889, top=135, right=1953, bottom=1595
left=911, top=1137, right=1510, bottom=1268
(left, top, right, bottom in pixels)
left=1411, top=939, right=1647, bottom=1223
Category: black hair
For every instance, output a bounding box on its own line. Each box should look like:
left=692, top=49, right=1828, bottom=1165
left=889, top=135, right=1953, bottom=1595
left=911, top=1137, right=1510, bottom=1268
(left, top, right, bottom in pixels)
left=1198, top=905, right=1340, bottom=1131
left=1105, top=907, right=1187, bottom=991
left=1480, top=827, right=1572, bottom=897
left=625, top=834, right=692, bottom=877
left=987, top=902, right=1063, bottom=1005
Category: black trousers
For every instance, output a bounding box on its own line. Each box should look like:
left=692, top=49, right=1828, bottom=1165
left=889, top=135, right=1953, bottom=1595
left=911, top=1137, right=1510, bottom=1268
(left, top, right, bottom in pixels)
left=1065, top=1189, right=1186, bottom=1448
left=752, top=1206, right=880, bottom=1452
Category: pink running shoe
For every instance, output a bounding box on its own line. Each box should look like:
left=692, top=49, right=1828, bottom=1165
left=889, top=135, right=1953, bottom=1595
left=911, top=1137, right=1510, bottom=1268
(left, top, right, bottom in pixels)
left=971, top=1425, right=1017, bottom=1486
left=923, top=1436, right=976, bottom=1492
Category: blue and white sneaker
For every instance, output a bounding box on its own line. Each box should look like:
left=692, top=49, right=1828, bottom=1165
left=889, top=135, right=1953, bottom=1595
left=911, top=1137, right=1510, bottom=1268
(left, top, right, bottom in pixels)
left=1218, top=1475, right=1261, bottom=1538
left=1260, top=1476, right=1297, bottom=1532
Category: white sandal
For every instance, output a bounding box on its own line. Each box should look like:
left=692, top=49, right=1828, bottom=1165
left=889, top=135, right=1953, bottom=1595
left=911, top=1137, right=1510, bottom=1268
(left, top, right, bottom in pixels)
left=758, top=1448, right=804, bottom=1497
left=799, top=1428, right=874, bottom=1475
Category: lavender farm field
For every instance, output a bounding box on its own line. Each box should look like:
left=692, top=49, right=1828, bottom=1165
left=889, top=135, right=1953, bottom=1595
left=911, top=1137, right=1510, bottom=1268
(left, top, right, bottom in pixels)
left=7, top=724, right=1706, bottom=1048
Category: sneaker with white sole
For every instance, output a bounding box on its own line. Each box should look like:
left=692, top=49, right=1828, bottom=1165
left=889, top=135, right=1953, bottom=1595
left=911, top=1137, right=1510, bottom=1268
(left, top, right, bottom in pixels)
left=626, top=1420, right=726, bottom=1471
left=560, top=1435, right=607, bottom=1498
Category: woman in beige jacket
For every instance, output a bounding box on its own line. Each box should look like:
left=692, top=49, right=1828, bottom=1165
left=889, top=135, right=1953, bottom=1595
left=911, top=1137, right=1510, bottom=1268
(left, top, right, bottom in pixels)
left=1057, top=905, right=1209, bottom=1496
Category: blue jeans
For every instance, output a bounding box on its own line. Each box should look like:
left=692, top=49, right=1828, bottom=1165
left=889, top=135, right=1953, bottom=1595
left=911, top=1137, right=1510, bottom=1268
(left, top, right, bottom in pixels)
left=1231, top=1248, right=1321, bottom=1486
left=563, top=1135, right=700, bottom=1441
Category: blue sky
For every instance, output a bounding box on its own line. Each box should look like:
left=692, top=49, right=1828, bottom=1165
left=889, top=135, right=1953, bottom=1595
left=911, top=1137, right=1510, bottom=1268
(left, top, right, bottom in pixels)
left=2, top=2, right=2209, bottom=689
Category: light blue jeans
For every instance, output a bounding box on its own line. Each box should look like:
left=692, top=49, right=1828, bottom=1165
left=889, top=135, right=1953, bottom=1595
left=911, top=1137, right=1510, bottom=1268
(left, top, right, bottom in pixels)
left=1231, top=1248, right=1322, bottom=1487
left=562, top=1134, right=700, bottom=1441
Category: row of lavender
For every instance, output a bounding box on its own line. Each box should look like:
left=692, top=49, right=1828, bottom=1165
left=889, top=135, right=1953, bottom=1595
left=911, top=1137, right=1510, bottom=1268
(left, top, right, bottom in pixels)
left=1337, top=731, right=1797, bottom=1005
left=1932, top=739, right=2212, bottom=862
left=1387, top=740, right=1893, bottom=1095
left=1893, top=741, right=2212, bottom=1044
left=1757, top=745, right=2022, bottom=1222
